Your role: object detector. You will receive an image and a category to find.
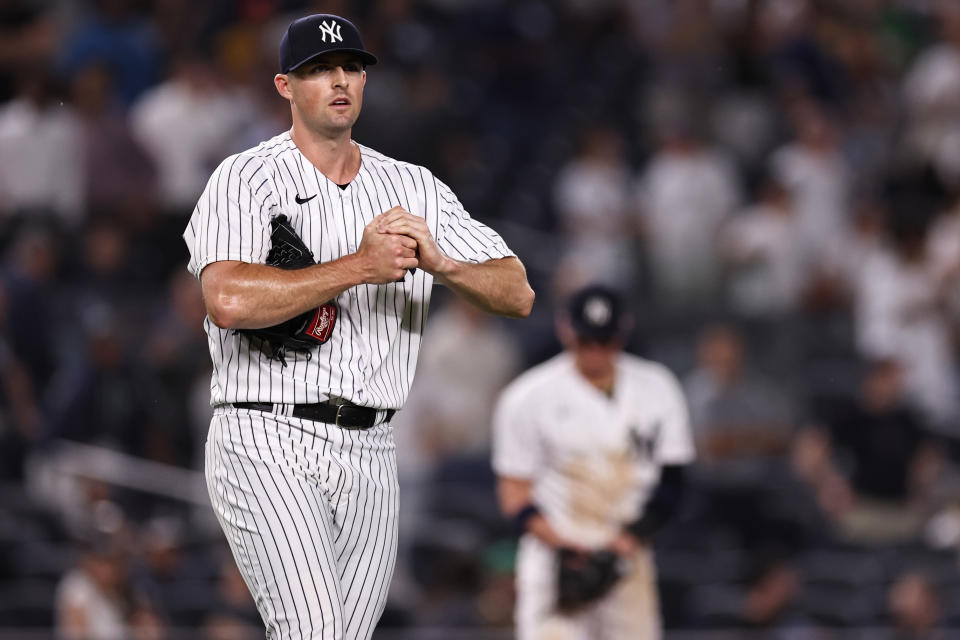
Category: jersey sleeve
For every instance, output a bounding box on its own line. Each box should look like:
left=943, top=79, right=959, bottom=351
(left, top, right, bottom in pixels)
left=654, top=366, right=696, bottom=466
left=492, top=381, right=542, bottom=479
left=183, top=154, right=275, bottom=278
left=434, top=178, right=516, bottom=263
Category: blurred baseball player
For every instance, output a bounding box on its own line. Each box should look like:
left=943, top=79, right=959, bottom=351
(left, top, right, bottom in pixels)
left=493, top=285, right=694, bottom=640
left=183, top=14, right=534, bottom=640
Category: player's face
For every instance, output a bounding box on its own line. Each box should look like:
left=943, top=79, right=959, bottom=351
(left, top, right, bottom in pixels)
left=571, top=337, right=620, bottom=379
left=282, top=52, right=366, bottom=136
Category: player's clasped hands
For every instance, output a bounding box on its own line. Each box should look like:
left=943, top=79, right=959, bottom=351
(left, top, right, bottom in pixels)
left=377, top=206, right=451, bottom=276
left=357, top=212, right=419, bottom=283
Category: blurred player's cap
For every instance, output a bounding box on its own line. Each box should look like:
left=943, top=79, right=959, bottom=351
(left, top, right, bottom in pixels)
left=567, top=284, right=626, bottom=342
left=279, top=14, right=378, bottom=73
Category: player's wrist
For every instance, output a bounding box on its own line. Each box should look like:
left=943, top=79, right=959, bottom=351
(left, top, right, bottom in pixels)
left=339, top=251, right=375, bottom=285
left=610, top=530, right=643, bottom=557
left=512, top=503, right=540, bottom=537
left=430, top=254, right=457, bottom=280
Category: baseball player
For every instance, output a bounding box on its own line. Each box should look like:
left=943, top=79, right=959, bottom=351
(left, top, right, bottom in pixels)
left=183, top=14, right=534, bottom=640
left=492, top=285, right=694, bottom=640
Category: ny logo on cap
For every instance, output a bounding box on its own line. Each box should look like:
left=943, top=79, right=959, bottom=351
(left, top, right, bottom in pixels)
left=584, top=296, right=612, bottom=326
left=319, top=20, right=343, bottom=43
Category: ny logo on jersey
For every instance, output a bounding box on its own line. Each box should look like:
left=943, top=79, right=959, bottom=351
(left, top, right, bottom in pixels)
left=629, top=421, right=661, bottom=460
left=319, top=20, right=343, bottom=43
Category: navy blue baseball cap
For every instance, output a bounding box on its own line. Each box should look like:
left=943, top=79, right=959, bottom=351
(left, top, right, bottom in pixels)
left=567, top=284, right=626, bottom=342
left=279, top=14, right=377, bottom=74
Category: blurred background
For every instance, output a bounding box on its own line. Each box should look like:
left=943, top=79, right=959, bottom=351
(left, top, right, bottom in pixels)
left=3, top=0, right=960, bottom=637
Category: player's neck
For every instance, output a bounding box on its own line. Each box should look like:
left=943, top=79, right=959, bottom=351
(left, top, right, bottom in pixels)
left=578, top=368, right=616, bottom=397
left=290, top=125, right=361, bottom=185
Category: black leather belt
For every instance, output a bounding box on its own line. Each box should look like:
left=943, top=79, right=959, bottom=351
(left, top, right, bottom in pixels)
left=232, top=401, right=395, bottom=430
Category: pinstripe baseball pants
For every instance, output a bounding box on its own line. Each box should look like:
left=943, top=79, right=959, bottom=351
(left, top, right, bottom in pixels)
left=205, top=406, right=399, bottom=640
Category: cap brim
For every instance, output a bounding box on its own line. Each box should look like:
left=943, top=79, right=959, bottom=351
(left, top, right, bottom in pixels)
left=570, top=323, right=620, bottom=342
left=285, top=48, right=378, bottom=72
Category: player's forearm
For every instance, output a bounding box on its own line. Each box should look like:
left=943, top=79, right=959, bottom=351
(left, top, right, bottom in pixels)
left=527, top=514, right=571, bottom=548
left=435, top=256, right=535, bottom=318
left=625, top=465, right=688, bottom=539
left=499, top=476, right=572, bottom=549
left=202, top=257, right=367, bottom=329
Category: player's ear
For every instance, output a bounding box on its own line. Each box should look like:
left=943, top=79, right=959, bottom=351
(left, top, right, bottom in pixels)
left=555, top=316, right=576, bottom=349
left=274, top=74, right=292, bottom=101
left=619, top=313, right=635, bottom=337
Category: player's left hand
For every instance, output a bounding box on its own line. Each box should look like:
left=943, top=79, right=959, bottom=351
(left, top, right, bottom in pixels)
left=608, top=530, right=644, bottom=558
left=378, top=208, right=452, bottom=276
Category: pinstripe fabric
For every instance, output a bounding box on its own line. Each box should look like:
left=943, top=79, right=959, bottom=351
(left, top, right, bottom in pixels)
left=183, top=132, right=515, bottom=409
left=187, top=132, right=519, bottom=639
left=206, top=407, right=398, bottom=640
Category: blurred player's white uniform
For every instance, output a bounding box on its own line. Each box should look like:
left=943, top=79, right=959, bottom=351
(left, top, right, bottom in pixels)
left=493, top=352, right=694, bottom=640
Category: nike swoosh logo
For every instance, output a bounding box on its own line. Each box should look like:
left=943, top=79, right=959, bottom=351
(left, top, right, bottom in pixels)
left=295, top=194, right=316, bottom=204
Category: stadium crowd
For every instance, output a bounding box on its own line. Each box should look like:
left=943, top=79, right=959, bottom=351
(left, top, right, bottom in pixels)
left=2, top=0, right=960, bottom=637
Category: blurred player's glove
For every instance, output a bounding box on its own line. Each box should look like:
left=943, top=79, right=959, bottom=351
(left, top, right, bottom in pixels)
left=238, top=215, right=336, bottom=365
left=556, top=548, right=623, bottom=613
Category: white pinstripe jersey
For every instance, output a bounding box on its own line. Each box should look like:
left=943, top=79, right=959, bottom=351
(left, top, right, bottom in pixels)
left=184, top=131, right=516, bottom=409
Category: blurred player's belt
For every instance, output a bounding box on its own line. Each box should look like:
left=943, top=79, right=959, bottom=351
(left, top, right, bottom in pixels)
left=232, top=401, right=395, bottom=429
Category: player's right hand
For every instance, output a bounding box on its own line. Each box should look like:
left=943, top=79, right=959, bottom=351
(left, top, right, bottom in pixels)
left=608, top=531, right=644, bottom=557
left=356, top=214, right=419, bottom=283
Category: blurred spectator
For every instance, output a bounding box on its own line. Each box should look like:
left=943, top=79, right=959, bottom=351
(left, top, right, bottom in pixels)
left=2, top=225, right=60, bottom=391
left=55, top=534, right=132, bottom=640
left=685, top=324, right=795, bottom=466
left=0, top=66, right=83, bottom=224
left=771, top=99, right=852, bottom=261
left=230, top=62, right=290, bottom=153
left=684, top=323, right=821, bottom=624
left=636, top=122, right=739, bottom=308
left=552, top=125, right=638, bottom=291
left=720, top=174, right=811, bottom=318
left=811, top=359, right=944, bottom=545
left=44, top=301, right=152, bottom=456
left=710, top=91, right=779, bottom=175
left=854, top=217, right=960, bottom=431
left=58, top=0, right=162, bottom=106
left=0, top=278, right=42, bottom=480
left=67, top=219, right=138, bottom=319
left=835, top=16, right=900, bottom=191
left=903, top=2, right=960, bottom=188
left=0, top=0, right=58, bottom=103
left=636, top=0, right=730, bottom=94
left=127, top=601, right=167, bottom=640
left=149, top=0, right=213, bottom=64
left=70, top=62, right=156, bottom=215
left=821, top=198, right=887, bottom=299
left=130, top=54, right=253, bottom=213
left=142, top=270, right=208, bottom=466
left=926, top=195, right=960, bottom=325
left=743, top=562, right=802, bottom=628
left=129, top=516, right=190, bottom=626
left=757, top=0, right=844, bottom=104
left=888, top=571, right=943, bottom=639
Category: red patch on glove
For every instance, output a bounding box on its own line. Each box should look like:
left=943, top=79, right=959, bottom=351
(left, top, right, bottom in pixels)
left=305, top=304, right=337, bottom=343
